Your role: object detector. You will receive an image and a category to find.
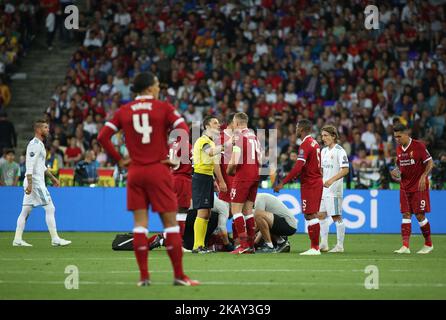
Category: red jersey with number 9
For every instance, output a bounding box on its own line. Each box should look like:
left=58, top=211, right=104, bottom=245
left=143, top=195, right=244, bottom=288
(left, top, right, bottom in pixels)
left=105, top=95, right=186, bottom=166
left=297, top=135, right=322, bottom=186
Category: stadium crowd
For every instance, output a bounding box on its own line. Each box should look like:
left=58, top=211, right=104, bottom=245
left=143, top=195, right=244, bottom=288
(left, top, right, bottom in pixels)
left=2, top=0, right=446, bottom=189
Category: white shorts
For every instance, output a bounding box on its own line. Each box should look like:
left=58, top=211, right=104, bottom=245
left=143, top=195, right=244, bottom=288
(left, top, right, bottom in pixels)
left=23, top=184, right=52, bottom=207
left=319, top=196, right=342, bottom=216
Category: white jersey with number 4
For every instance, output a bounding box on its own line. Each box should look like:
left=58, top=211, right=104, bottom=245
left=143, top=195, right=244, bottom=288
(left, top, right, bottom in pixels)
left=321, top=144, right=349, bottom=198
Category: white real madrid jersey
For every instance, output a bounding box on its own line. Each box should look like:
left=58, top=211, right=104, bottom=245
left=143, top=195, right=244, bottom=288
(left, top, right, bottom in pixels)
left=321, top=144, right=349, bottom=197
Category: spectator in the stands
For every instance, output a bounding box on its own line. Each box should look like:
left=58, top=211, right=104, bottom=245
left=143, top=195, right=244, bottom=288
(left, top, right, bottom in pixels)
left=0, top=148, right=19, bottom=186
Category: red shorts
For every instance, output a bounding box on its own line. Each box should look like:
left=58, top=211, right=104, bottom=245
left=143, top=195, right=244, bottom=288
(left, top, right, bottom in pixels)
left=301, top=182, right=323, bottom=214
left=218, top=178, right=233, bottom=202
left=400, top=190, right=431, bottom=214
left=230, top=180, right=259, bottom=203
left=173, top=175, right=192, bottom=209
left=127, top=163, right=177, bottom=213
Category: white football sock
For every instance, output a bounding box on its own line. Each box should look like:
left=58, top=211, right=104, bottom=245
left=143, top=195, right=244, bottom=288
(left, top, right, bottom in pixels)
left=265, top=242, right=274, bottom=248
left=44, top=202, right=60, bottom=241
left=14, top=206, right=32, bottom=241
left=320, top=216, right=333, bottom=246
left=336, top=220, right=345, bottom=247
left=276, top=237, right=285, bottom=244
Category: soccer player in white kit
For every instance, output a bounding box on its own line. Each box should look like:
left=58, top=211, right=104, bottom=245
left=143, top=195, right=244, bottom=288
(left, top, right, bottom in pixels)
left=13, top=119, right=71, bottom=247
left=318, top=125, right=349, bottom=253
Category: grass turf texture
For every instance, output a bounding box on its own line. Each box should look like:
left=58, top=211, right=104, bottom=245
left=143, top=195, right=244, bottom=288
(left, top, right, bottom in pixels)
left=0, top=232, right=445, bottom=300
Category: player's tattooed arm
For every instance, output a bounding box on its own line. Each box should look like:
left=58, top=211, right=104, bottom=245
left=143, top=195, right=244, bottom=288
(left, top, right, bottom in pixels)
left=45, top=170, right=60, bottom=187
left=419, top=159, right=434, bottom=192
left=25, top=174, right=33, bottom=194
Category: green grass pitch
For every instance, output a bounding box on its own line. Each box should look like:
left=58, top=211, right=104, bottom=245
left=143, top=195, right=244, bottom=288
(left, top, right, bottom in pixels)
left=1, top=232, right=445, bottom=300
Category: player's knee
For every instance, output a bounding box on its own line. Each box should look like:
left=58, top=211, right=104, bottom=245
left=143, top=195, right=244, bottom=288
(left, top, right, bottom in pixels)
left=332, top=215, right=342, bottom=222
left=402, top=212, right=411, bottom=219
left=415, top=213, right=425, bottom=222
left=317, top=212, right=327, bottom=220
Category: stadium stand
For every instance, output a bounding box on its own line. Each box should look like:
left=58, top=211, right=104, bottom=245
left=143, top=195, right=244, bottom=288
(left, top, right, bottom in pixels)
left=3, top=0, right=446, bottom=189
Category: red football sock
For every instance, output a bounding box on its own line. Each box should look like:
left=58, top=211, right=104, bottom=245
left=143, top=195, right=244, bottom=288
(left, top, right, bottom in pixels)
left=233, top=214, right=249, bottom=248
left=401, top=220, right=411, bottom=248
left=420, top=220, right=432, bottom=247
left=133, top=230, right=149, bottom=281
left=178, top=221, right=186, bottom=237
left=245, top=215, right=255, bottom=248
left=232, top=219, right=238, bottom=241
left=147, top=234, right=157, bottom=246
left=307, top=220, right=320, bottom=250
left=165, top=228, right=184, bottom=279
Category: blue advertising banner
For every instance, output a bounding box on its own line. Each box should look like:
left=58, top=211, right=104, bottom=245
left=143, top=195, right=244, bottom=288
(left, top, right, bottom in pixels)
left=1, top=187, right=445, bottom=233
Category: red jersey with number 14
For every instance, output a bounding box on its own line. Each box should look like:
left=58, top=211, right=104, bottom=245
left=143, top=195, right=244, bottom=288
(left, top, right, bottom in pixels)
left=103, top=95, right=187, bottom=165
left=396, top=139, right=432, bottom=192
left=233, top=128, right=260, bottom=182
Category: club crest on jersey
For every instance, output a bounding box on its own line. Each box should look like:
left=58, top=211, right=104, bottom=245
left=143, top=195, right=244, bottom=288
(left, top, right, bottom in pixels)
left=410, top=151, right=414, bottom=158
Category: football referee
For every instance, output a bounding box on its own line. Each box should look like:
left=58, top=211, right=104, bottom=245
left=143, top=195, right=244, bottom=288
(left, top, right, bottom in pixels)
left=192, top=116, right=230, bottom=253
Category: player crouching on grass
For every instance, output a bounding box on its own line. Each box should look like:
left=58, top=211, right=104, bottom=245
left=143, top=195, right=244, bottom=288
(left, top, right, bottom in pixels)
left=253, top=193, right=297, bottom=253
left=318, top=125, right=349, bottom=253
left=391, top=123, right=434, bottom=254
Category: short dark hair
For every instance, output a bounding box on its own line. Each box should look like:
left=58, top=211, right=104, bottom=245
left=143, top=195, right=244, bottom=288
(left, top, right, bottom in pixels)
left=203, top=115, right=217, bottom=130
left=131, top=72, right=157, bottom=94
left=297, top=119, right=312, bottom=133
left=227, top=112, right=236, bottom=125
left=34, top=119, right=48, bottom=130
left=4, top=148, right=15, bottom=155
left=393, top=123, right=408, bottom=133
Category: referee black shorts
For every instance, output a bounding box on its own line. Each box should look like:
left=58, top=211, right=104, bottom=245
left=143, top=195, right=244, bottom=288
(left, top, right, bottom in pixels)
left=192, top=173, right=214, bottom=209
left=271, top=215, right=296, bottom=236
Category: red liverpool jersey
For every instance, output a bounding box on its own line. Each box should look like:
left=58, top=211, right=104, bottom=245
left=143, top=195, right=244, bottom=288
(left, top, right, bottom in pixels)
left=282, top=135, right=322, bottom=186
left=98, top=95, right=189, bottom=165
left=233, top=128, right=260, bottom=182
left=396, top=139, right=432, bottom=192
left=220, top=129, right=234, bottom=183
left=169, top=139, right=192, bottom=178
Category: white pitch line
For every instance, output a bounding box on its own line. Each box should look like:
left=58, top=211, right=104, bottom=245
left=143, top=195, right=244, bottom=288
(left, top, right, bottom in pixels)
left=0, top=268, right=416, bottom=274
left=0, top=279, right=444, bottom=288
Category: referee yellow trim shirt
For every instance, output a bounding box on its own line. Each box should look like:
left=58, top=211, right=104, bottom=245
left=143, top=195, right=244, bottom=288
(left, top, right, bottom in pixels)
left=193, top=134, right=216, bottom=176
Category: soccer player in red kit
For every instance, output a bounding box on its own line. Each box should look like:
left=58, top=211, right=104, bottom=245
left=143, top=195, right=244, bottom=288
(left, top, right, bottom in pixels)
left=98, top=72, right=199, bottom=286
left=218, top=113, right=237, bottom=247
left=274, top=119, right=323, bottom=255
left=227, top=112, right=261, bottom=254
left=391, top=124, right=434, bottom=254
left=169, top=136, right=193, bottom=238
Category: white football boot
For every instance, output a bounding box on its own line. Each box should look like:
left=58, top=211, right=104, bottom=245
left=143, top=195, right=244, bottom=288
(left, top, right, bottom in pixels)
left=51, top=238, right=72, bottom=247
left=416, top=245, right=433, bottom=254
left=328, top=245, right=344, bottom=253
left=394, top=246, right=411, bottom=254
left=12, top=239, right=33, bottom=247
left=299, top=248, right=321, bottom=256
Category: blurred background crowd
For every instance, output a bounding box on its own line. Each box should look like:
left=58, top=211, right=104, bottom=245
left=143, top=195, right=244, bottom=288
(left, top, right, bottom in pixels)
left=1, top=0, right=446, bottom=189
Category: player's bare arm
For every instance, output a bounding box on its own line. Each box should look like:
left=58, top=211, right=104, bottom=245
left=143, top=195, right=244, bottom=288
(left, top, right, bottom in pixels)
left=25, top=174, right=32, bottom=194
left=419, top=159, right=434, bottom=192
left=324, top=167, right=349, bottom=188
left=44, top=170, right=60, bottom=187
left=226, top=144, right=240, bottom=176
left=213, top=163, right=227, bottom=192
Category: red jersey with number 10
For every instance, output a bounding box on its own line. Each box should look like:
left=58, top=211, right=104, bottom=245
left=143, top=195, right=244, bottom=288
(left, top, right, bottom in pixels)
left=396, top=139, right=432, bottom=192
left=103, top=95, right=187, bottom=166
